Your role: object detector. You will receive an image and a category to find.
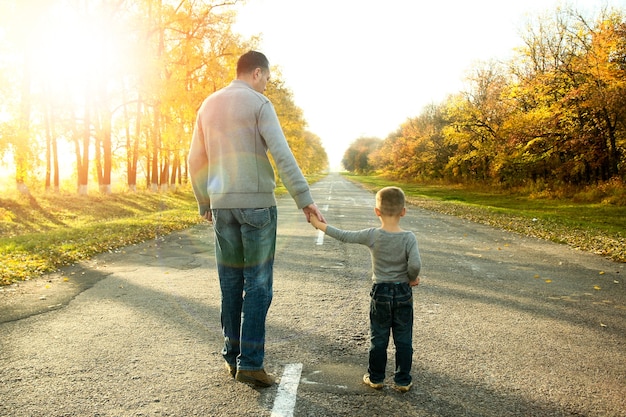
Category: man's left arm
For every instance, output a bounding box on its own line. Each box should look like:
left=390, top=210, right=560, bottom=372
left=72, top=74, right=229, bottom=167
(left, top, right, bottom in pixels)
left=258, top=102, right=317, bottom=211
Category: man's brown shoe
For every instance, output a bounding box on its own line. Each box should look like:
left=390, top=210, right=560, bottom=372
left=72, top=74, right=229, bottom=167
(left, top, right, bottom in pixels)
left=225, top=363, right=236, bottom=378
left=235, top=369, right=275, bottom=387
left=363, top=373, right=384, bottom=389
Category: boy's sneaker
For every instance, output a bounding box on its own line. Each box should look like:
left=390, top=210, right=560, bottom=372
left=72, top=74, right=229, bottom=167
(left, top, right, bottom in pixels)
left=394, top=382, right=413, bottom=393
left=236, top=369, right=275, bottom=387
left=363, top=374, right=384, bottom=389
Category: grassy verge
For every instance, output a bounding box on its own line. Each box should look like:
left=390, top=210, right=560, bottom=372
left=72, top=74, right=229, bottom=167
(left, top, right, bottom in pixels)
left=344, top=174, right=626, bottom=263
left=0, top=189, right=203, bottom=285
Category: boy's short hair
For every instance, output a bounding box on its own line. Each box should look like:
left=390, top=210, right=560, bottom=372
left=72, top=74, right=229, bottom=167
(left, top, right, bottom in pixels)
left=376, top=186, right=405, bottom=216
left=236, top=51, right=269, bottom=76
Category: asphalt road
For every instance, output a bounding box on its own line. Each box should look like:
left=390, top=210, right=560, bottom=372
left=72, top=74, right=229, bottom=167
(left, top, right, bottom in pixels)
left=1, top=173, right=625, bottom=417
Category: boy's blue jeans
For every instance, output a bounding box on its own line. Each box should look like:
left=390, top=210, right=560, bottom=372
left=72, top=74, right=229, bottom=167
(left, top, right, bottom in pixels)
left=368, top=282, right=414, bottom=386
left=212, top=207, right=277, bottom=371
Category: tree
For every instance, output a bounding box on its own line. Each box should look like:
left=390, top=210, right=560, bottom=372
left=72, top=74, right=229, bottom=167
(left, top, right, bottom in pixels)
left=370, top=5, right=626, bottom=188
left=0, top=0, right=328, bottom=195
left=443, top=61, right=513, bottom=183
left=342, top=137, right=383, bottom=174
left=509, top=6, right=626, bottom=185
left=374, top=103, right=452, bottom=180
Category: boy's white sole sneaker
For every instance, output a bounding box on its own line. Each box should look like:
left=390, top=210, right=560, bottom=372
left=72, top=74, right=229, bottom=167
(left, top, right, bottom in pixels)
left=363, top=374, right=384, bottom=389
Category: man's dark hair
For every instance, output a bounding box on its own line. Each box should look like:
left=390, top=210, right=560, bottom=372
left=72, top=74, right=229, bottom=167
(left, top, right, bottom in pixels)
left=236, top=51, right=269, bottom=76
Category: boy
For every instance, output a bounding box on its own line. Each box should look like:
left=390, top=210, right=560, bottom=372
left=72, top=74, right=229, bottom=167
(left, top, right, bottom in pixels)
left=310, top=186, right=421, bottom=392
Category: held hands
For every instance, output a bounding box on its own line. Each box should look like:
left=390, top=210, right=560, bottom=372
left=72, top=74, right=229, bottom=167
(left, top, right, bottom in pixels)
left=309, top=213, right=325, bottom=230
left=303, top=203, right=326, bottom=226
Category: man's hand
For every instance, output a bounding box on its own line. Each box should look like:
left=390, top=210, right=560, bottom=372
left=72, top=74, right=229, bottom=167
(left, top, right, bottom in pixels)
left=302, top=203, right=326, bottom=224
left=409, top=277, right=420, bottom=287
left=202, top=210, right=213, bottom=223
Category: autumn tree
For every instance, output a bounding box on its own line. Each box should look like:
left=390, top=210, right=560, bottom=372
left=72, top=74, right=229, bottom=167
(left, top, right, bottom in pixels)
left=301, top=131, right=329, bottom=174
left=374, top=103, right=451, bottom=181
left=1, top=0, right=38, bottom=194
left=342, top=137, right=383, bottom=174
left=507, top=6, right=626, bottom=185
left=366, top=5, right=625, bottom=189
left=0, top=0, right=333, bottom=194
left=444, top=61, right=513, bottom=183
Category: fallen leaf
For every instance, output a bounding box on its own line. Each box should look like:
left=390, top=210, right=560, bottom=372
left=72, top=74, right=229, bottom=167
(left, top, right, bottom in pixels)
left=545, top=279, right=552, bottom=283
left=593, top=285, right=601, bottom=290
left=599, top=271, right=605, bottom=275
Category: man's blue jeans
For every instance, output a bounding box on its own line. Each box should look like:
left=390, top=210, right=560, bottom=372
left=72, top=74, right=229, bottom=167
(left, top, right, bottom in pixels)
left=212, top=207, right=277, bottom=371
left=368, top=282, right=414, bottom=385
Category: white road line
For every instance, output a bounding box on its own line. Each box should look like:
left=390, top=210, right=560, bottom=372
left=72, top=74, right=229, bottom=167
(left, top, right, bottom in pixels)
left=316, top=230, right=325, bottom=245
left=316, top=204, right=329, bottom=246
left=271, top=363, right=303, bottom=417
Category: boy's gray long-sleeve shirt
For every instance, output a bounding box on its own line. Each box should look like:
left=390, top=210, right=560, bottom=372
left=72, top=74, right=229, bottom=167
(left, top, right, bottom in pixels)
left=188, top=80, right=313, bottom=214
left=325, top=225, right=421, bottom=284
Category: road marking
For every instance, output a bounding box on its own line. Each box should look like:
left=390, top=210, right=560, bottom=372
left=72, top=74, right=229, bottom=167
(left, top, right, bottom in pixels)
left=271, top=363, right=303, bottom=417
left=316, top=230, right=325, bottom=245
left=316, top=204, right=329, bottom=245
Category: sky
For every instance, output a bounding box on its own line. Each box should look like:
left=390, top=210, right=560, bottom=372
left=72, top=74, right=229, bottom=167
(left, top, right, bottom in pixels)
left=233, top=0, right=626, bottom=169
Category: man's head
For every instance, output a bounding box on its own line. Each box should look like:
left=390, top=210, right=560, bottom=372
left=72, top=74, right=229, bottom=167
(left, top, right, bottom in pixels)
left=236, top=51, right=271, bottom=93
left=375, top=186, right=406, bottom=217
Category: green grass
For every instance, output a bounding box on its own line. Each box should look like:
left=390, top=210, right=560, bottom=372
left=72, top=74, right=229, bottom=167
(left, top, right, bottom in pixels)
left=0, top=189, right=203, bottom=285
left=345, top=174, right=626, bottom=263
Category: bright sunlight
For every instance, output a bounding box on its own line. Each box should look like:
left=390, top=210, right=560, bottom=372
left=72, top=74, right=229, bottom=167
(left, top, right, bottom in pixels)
left=11, top=1, right=131, bottom=98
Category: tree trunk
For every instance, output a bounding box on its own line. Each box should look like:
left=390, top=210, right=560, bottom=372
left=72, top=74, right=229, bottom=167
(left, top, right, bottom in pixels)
left=52, top=132, right=59, bottom=192
left=15, top=51, right=31, bottom=195
left=76, top=98, right=91, bottom=195
left=100, top=94, right=113, bottom=194
left=150, top=109, right=160, bottom=191
left=45, top=103, right=52, bottom=191
left=170, top=153, right=180, bottom=191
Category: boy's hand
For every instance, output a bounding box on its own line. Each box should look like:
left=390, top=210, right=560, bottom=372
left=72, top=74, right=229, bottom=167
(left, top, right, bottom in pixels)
left=309, top=213, right=327, bottom=232
left=409, top=277, right=420, bottom=287
left=310, top=214, right=321, bottom=229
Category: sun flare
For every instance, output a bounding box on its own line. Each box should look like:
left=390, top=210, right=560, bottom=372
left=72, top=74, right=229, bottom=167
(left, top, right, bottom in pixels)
left=12, top=1, right=129, bottom=95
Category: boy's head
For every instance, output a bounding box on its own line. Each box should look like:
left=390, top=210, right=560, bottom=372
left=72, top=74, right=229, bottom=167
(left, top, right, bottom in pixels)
left=375, top=186, right=406, bottom=216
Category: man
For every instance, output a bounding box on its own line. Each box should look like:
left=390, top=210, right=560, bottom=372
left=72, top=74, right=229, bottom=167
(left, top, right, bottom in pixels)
left=188, top=51, right=325, bottom=388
